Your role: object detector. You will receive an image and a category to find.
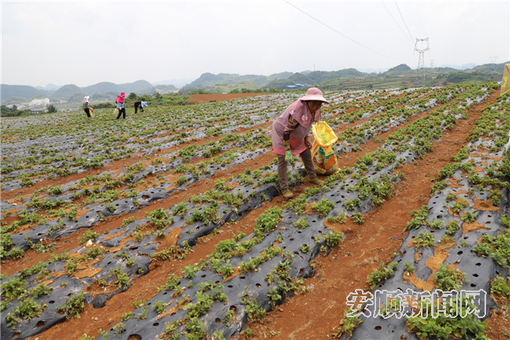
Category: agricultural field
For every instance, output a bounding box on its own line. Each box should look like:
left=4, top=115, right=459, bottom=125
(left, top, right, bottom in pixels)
left=1, top=83, right=509, bottom=340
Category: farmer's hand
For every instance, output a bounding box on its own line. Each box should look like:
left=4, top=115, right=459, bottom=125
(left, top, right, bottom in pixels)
left=284, top=140, right=290, bottom=150
left=304, top=136, right=312, bottom=149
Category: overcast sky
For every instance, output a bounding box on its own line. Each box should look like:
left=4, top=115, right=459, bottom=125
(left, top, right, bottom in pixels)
left=2, top=0, right=509, bottom=88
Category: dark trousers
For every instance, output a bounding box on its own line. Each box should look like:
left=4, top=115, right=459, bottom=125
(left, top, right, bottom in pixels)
left=134, top=102, right=144, bottom=113
left=116, top=108, right=126, bottom=119
left=277, top=148, right=316, bottom=190
left=84, top=108, right=91, bottom=118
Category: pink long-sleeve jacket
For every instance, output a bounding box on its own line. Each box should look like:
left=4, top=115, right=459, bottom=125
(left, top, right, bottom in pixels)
left=271, top=98, right=321, bottom=156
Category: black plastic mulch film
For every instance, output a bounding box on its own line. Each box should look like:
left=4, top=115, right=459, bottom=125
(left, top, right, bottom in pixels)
left=1, top=85, right=508, bottom=340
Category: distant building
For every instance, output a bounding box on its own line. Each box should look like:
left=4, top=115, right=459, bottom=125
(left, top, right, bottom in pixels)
left=285, top=83, right=311, bottom=89
left=29, top=109, right=44, bottom=114
left=29, top=98, right=50, bottom=107
left=156, top=88, right=179, bottom=94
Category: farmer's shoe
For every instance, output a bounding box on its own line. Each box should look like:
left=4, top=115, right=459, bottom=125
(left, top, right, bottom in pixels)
left=282, top=189, right=294, bottom=199
left=309, top=177, right=324, bottom=185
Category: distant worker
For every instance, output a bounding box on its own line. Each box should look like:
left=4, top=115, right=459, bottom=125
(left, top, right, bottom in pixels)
left=134, top=100, right=148, bottom=114
left=271, top=87, right=328, bottom=199
left=115, top=92, right=127, bottom=119
left=82, top=96, right=93, bottom=120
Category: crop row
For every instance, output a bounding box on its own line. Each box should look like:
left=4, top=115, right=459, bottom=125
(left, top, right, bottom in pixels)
left=0, top=87, right=438, bottom=188
left=0, top=84, right=506, bottom=340
left=337, top=90, right=510, bottom=339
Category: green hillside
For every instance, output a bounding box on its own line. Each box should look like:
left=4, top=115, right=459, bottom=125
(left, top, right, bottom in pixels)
left=0, top=85, right=50, bottom=101
left=51, top=84, right=82, bottom=100
left=2, top=62, right=508, bottom=103
left=179, top=72, right=294, bottom=94
left=1, top=80, right=157, bottom=103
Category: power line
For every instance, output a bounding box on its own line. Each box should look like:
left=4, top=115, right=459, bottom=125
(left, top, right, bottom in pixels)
left=381, top=1, right=414, bottom=44
left=394, top=1, right=414, bottom=42
left=413, top=2, right=427, bottom=39
left=284, top=0, right=400, bottom=60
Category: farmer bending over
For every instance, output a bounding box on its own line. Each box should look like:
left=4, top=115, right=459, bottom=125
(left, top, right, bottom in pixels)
left=271, top=87, right=328, bottom=199
left=134, top=101, right=148, bottom=114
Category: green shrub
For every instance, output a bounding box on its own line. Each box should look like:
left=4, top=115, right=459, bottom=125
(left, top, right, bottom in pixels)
left=14, top=297, right=47, bottom=319
left=434, top=264, right=466, bottom=291
left=59, top=292, right=85, bottom=319
left=79, top=230, right=98, bottom=245
left=405, top=205, right=429, bottom=230
left=334, top=309, right=362, bottom=338
left=292, top=217, right=309, bottom=229
left=284, top=194, right=307, bottom=214
left=351, top=212, right=364, bottom=224
left=176, top=176, right=187, bottom=185
left=473, top=229, right=510, bottom=268
left=406, top=296, right=487, bottom=340
left=404, top=262, right=414, bottom=275
left=461, top=210, right=477, bottom=223
left=254, top=207, right=283, bottom=234
left=413, top=232, right=436, bottom=249
left=327, top=212, right=346, bottom=224
left=245, top=299, right=265, bottom=322
left=325, top=231, right=344, bottom=247
left=367, top=262, right=398, bottom=289
left=310, top=198, right=335, bottom=216
left=146, top=208, right=171, bottom=229
left=172, top=202, right=188, bottom=217
left=491, top=276, right=510, bottom=298
left=153, top=300, right=166, bottom=314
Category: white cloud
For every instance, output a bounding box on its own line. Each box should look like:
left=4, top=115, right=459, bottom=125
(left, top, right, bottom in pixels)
left=2, top=0, right=509, bottom=87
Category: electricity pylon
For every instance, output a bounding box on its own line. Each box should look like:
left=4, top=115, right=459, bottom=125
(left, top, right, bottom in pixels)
left=415, top=38, right=429, bottom=70
left=415, top=38, right=429, bottom=86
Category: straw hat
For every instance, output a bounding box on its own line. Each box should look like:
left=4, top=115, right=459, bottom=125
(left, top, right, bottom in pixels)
left=300, top=87, right=329, bottom=104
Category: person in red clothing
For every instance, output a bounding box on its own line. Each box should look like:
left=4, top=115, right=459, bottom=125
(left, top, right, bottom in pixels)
left=115, top=92, right=127, bottom=119
left=271, top=87, right=329, bottom=199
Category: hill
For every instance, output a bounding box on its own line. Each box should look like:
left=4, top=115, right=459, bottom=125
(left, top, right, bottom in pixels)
left=471, top=63, right=505, bottom=74
left=179, top=72, right=293, bottom=94
left=51, top=84, right=82, bottom=100
left=382, top=63, right=414, bottom=76
left=35, top=83, right=60, bottom=91
left=154, top=84, right=179, bottom=94
left=1, top=80, right=168, bottom=103
left=0, top=85, right=50, bottom=101
left=2, top=62, right=508, bottom=103
left=197, top=62, right=507, bottom=93
left=82, top=80, right=153, bottom=98
left=50, top=80, right=155, bottom=101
